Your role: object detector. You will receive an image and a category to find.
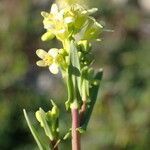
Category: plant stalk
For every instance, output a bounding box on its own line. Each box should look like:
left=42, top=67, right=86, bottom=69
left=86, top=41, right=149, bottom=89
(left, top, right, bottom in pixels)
left=71, top=108, right=81, bottom=150
left=51, top=140, right=58, bottom=150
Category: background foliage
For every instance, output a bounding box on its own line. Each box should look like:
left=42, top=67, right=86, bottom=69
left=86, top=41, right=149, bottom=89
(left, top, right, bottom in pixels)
left=0, top=0, right=149, bottom=149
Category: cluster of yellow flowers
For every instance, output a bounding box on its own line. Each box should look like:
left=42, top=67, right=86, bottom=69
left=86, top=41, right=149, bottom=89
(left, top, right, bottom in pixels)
left=36, top=3, right=103, bottom=75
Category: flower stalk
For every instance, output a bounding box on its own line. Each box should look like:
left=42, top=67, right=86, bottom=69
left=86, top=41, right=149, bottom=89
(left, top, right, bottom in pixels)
left=23, top=2, right=104, bottom=150
left=71, top=108, right=80, bottom=150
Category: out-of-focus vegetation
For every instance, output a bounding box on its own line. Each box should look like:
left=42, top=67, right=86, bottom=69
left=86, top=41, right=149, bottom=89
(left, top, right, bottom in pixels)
left=0, top=0, right=149, bottom=150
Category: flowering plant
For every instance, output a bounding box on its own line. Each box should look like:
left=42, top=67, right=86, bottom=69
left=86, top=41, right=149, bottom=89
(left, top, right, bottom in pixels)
left=24, top=3, right=103, bottom=150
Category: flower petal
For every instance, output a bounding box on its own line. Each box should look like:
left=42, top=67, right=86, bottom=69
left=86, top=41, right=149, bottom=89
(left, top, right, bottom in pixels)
left=41, top=11, right=50, bottom=18
left=57, top=29, right=66, bottom=34
left=43, top=19, right=54, bottom=29
left=51, top=3, right=58, bottom=14
left=49, top=64, right=59, bottom=74
left=55, top=13, right=63, bottom=21
left=36, top=49, right=47, bottom=59
left=36, top=60, right=47, bottom=67
left=48, top=48, right=58, bottom=58
left=64, top=17, right=75, bottom=24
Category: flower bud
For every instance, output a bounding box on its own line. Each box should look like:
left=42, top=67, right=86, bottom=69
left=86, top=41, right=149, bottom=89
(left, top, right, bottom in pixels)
left=83, top=18, right=103, bottom=40
left=81, top=66, right=88, bottom=78
left=51, top=100, right=59, bottom=118
left=78, top=40, right=91, bottom=53
left=35, top=110, right=44, bottom=127
left=41, top=11, right=50, bottom=18
left=88, top=68, right=94, bottom=79
left=59, top=49, right=68, bottom=56
left=41, top=31, right=55, bottom=41
left=35, top=101, right=59, bottom=140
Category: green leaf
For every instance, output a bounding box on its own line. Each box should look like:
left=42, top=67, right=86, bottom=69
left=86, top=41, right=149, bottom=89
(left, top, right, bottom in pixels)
left=23, top=109, right=49, bottom=150
left=65, top=66, right=74, bottom=110
left=70, top=41, right=80, bottom=76
left=70, top=41, right=82, bottom=97
left=65, top=40, right=82, bottom=109
left=80, top=69, right=103, bottom=130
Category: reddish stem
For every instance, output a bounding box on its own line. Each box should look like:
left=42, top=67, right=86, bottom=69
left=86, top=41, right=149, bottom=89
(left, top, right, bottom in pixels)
left=71, top=108, right=81, bottom=150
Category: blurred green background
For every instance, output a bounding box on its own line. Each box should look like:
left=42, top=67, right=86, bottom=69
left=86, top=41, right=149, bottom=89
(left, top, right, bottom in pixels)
left=0, top=0, right=149, bottom=149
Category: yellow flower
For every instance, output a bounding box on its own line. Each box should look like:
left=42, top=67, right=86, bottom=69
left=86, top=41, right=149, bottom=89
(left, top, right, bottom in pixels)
left=41, top=4, right=70, bottom=41
left=41, top=3, right=103, bottom=42
left=41, top=3, right=63, bottom=29
left=36, top=48, right=64, bottom=74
